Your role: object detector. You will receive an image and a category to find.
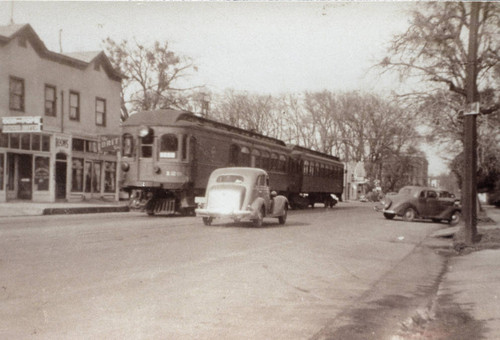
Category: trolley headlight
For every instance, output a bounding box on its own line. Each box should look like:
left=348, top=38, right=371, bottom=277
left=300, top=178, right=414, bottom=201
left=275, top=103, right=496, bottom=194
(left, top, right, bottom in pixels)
left=121, top=161, right=130, bottom=172
left=138, top=125, right=153, bottom=138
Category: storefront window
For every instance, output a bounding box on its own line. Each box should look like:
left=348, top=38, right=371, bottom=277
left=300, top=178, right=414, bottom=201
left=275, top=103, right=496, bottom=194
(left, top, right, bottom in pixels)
left=32, top=134, right=40, bottom=150
left=104, top=161, right=116, bottom=193
left=93, top=162, right=101, bottom=193
left=21, top=134, right=30, bottom=150
left=71, top=158, right=84, bottom=192
left=84, top=161, right=92, bottom=193
left=34, top=156, right=49, bottom=191
left=0, top=154, right=4, bottom=190
left=0, top=133, right=8, bottom=148
left=10, top=134, right=19, bottom=149
left=42, top=135, right=50, bottom=151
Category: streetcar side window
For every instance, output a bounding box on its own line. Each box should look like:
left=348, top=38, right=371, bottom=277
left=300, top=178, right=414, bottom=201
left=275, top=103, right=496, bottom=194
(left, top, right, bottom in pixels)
left=229, top=144, right=240, bottom=166
left=160, top=134, right=178, bottom=159
left=252, top=149, right=261, bottom=168
left=261, top=151, right=270, bottom=170
left=279, top=155, right=287, bottom=172
left=122, top=133, right=134, bottom=157
left=240, top=147, right=251, bottom=166
left=303, top=160, right=309, bottom=175
left=182, top=135, right=188, bottom=160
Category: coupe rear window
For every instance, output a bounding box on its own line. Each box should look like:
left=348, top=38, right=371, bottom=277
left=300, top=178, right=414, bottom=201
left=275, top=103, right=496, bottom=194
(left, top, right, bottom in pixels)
left=216, top=175, right=244, bottom=183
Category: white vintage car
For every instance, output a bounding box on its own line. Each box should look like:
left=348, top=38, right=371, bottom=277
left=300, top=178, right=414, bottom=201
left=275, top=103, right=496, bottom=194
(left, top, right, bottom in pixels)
left=195, top=167, right=289, bottom=226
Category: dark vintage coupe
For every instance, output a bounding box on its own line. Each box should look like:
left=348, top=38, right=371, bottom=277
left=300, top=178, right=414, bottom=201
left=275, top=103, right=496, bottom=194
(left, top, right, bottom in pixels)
left=375, top=186, right=461, bottom=225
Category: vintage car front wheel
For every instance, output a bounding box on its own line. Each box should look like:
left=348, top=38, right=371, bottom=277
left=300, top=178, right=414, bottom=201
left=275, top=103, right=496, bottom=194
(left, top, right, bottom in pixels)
left=252, top=208, right=264, bottom=227
left=403, top=207, right=416, bottom=222
left=278, top=205, right=288, bottom=224
left=449, top=211, right=461, bottom=226
left=383, top=212, right=395, bottom=220
left=203, top=217, right=213, bottom=226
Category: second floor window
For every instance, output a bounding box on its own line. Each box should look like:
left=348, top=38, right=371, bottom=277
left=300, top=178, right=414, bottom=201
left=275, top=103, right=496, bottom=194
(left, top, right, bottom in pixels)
left=69, top=91, right=80, bottom=121
left=9, top=77, right=24, bottom=111
left=45, top=85, right=56, bottom=116
left=95, top=98, right=106, bottom=126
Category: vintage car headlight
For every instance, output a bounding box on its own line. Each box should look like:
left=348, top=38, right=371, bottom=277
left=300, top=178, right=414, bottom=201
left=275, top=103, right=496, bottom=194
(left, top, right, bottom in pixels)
left=382, top=199, right=392, bottom=209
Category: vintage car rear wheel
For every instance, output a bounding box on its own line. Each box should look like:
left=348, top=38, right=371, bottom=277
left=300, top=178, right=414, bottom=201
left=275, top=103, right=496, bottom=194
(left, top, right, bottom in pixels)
left=403, top=207, right=416, bottom=222
left=383, top=213, right=395, bottom=220
left=252, top=208, right=264, bottom=227
left=449, top=211, right=461, bottom=226
left=202, top=217, right=213, bottom=226
left=278, top=205, right=288, bottom=224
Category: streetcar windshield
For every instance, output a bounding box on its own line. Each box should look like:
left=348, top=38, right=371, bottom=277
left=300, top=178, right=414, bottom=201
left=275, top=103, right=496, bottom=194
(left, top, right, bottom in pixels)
left=216, top=175, right=244, bottom=183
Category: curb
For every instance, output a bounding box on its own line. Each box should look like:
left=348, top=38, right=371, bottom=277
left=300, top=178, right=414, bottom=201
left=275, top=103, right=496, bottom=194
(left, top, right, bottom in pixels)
left=42, top=206, right=130, bottom=215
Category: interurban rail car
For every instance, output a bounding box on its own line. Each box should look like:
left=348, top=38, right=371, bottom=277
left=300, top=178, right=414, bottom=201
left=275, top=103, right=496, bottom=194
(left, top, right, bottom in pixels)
left=120, top=109, right=344, bottom=215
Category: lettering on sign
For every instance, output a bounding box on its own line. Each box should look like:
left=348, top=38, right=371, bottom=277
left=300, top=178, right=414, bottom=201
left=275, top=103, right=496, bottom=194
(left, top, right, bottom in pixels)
left=1, top=116, right=42, bottom=133
left=56, top=137, right=70, bottom=149
left=99, top=135, right=121, bottom=153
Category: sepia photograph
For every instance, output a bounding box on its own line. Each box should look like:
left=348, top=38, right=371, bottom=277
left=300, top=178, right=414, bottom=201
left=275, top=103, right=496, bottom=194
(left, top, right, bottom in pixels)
left=0, top=1, right=499, bottom=339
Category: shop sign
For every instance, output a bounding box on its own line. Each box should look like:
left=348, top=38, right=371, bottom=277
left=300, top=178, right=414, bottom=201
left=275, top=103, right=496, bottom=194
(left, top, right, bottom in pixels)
left=1, top=116, right=42, bottom=133
left=99, top=135, right=121, bottom=153
left=55, top=135, right=71, bottom=152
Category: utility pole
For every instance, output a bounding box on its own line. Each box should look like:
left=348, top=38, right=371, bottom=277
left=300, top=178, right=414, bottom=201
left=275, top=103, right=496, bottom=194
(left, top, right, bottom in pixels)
left=462, top=2, right=480, bottom=244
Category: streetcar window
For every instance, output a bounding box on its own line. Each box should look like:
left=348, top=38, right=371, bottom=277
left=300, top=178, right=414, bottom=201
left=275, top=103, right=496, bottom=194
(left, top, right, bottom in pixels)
left=182, top=135, right=188, bottom=160
left=279, top=155, right=287, bottom=172
left=261, top=151, right=270, bottom=170
left=122, top=134, right=134, bottom=157
left=271, top=153, right=278, bottom=170
left=303, top=161, right=309, bottom=175
left=240, top=147, right=251, bottom=166
left=229, top=144, right=240, bottom=166
left=252, top=149, right=261, bottom=168
left=216, top=175, right=244, bottom=183
left=140, top=130, right=154, bottom=158
left=160, top=134, right=178, bottom=159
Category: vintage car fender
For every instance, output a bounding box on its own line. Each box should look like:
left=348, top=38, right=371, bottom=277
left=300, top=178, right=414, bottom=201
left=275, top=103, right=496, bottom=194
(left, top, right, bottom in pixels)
left=249, top=197, right=267, bottom=218
left=392, top=202, right=418, bottom=216
left=271, top=195, right=288, bottom=216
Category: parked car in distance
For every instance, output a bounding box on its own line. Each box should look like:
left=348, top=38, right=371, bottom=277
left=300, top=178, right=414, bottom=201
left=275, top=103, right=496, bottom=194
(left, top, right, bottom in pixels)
left=195, top=167, right=289, bottom=227
left=374, top=186, right=461, bottom=225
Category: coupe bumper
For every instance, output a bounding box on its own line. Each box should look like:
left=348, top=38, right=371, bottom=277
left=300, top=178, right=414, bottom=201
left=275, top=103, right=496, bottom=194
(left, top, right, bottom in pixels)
left=195, top=208, right=253, bottom=219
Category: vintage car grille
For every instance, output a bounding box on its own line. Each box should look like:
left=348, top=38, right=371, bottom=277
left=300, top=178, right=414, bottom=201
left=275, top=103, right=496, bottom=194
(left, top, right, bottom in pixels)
left=207, top=187, right=245, bottom=213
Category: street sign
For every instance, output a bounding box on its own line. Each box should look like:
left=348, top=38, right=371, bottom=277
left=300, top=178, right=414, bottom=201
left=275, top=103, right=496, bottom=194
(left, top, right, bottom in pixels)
left=1, top=116, right=42, bottom=132
left=464, top=102, right=480, bottom=116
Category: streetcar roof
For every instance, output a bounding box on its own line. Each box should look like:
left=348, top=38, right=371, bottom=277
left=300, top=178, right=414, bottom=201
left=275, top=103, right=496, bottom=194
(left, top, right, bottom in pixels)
left=123, top=109, right=287, bottom=147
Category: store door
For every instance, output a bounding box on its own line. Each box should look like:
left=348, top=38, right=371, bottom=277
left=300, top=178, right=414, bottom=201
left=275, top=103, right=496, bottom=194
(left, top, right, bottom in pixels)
left=55, top=153, right=67, bottom=200
left=18, top=154, right=32, bottom=200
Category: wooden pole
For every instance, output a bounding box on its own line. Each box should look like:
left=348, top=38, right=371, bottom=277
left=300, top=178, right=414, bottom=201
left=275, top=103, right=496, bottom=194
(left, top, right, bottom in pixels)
left=462, top=2, right=480, bottom=244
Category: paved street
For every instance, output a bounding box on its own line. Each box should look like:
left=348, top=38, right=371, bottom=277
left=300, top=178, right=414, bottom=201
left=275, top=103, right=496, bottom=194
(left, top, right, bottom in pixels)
left=0, top=202, right=446, bottom=339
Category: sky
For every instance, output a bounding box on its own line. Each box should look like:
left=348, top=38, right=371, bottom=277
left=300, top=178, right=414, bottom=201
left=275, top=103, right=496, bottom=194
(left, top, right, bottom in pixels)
left=0, top=1, right=449, bottom=175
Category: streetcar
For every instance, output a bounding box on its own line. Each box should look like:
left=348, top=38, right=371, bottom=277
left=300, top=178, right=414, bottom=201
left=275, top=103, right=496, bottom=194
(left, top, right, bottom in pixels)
left=120, top=109, right=344, bottom=215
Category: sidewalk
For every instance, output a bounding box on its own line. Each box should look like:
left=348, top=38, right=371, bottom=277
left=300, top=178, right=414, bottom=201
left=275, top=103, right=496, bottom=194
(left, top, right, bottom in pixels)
left=0, top=199, right=129, bottom=217
left=406, top=206, right=500, bottom=339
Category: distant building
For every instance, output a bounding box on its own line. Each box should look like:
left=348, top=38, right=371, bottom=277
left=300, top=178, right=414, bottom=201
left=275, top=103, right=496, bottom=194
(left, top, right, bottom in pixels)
left=0, top=24, right=124, bottom=202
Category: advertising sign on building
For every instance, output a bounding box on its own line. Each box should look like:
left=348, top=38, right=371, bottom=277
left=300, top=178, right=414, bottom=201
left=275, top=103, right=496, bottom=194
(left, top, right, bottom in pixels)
left=1, top=116, right=42, bottom=133
left=99, top=135, right=121, bottom=153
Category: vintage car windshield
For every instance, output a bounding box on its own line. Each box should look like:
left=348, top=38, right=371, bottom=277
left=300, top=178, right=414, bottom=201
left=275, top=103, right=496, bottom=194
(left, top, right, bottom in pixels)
left=438, top=191, right=455, bottom=198
left=216, top=175, right=245, bottom=183
left=398, top=186, right=420, bottom=197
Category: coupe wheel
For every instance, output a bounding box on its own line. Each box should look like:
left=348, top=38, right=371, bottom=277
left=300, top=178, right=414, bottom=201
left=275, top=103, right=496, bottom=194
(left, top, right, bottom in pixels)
left=403, top=207, right=416, bottom=222
left=449, top=211, right=461, bottom=226
left=252, top=208, right=264, bottom=227
left=202, top=217, right=213, bottom=226
left=383, top=213, right=395, bottom=220
left=278, top=205, right=288, bottom=225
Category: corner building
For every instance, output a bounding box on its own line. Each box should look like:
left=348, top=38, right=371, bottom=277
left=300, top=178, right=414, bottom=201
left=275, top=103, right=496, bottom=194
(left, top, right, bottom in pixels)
left=0, top=24, right=123, bottom=202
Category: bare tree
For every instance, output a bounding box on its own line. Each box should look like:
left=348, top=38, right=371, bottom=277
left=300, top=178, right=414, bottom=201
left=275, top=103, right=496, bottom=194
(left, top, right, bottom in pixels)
left=103, top=38, right=200, bottom=119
